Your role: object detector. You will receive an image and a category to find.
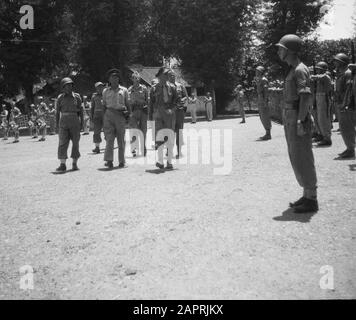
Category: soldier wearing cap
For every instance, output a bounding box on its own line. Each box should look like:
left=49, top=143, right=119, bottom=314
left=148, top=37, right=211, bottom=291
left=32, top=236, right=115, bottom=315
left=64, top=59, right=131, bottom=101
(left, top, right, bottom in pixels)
left=102, top=68, right=130, bottom=169
left=149, top=67, right=178, bottom=170
left=334, top=53, right=355, bottom=159
left=128, top=71, right=149, bottom=157
left=82, top=95, right=91, bottom=135
left=311, top=61, right=333, bottom=146
left=233, top=84, right=246, bottom=124
left=168, top=70, right=188, bottom=159
left=55, top=77, right=83, bottom=172
left=188, top=92, right=198, bottom=124
left=276, top=34, right=318, bottom=213
left=255, top=66, right=272, bottom=140
left=91, top=82, right=105, bottom=154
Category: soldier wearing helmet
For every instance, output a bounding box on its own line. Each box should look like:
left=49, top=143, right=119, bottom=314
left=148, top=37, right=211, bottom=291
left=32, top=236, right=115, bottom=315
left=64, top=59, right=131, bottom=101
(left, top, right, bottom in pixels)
left=276, top=34, right=318, bottom=213
left=102, top=68, right=130, bottom=169
left=55, top=77, right=83, bottom=172
left=128, top=71, right=149, bottom=158
left=36, top=96, right=48, bottom=142
left=90, top=82, right=105, bottom=154
left=0, top=105, right=9, bottom=140
left=310, top=61, right=333, bottom=146
left=255, top=66, right=272, bottom=140
left=333, top=53, right=355, bottom=159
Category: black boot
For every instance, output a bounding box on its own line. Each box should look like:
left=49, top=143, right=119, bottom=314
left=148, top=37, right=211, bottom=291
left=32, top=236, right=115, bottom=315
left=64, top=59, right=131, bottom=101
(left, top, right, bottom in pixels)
left=56, top=163, right=66, bottom=172
left=289, top=196, right=307, bottom=208
left=339, top=149, right=355, bottom=159
left=294, top=199, right=319, bottom=214
left=155, top=162, right=164, bottom=170
left=317, top=139, right=332, bottom=147
left=72, top=163, right=79, bottom=171
left=105, top=161, right=113, bottom=169
left=92, top=147, right=100, bottom=154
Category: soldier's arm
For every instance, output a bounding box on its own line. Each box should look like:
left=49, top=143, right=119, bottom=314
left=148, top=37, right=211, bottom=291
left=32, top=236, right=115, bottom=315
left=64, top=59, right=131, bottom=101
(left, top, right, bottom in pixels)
left=295, top=68, right=312, bottom=121
left=76, top=95, right=84, bottom=125
left=56, top=97, right=61, bottom=126
left=262, top=79, right=269, bottom=105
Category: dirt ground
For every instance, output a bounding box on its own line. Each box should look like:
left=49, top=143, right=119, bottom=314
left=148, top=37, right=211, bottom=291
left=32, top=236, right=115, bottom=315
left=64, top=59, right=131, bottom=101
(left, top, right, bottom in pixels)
left=0, top=115, right=355, bottom=300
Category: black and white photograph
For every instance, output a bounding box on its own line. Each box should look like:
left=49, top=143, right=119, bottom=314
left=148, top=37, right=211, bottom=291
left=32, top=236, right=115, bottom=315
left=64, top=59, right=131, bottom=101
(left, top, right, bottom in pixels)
left=0, top=0, right=355, bottom=305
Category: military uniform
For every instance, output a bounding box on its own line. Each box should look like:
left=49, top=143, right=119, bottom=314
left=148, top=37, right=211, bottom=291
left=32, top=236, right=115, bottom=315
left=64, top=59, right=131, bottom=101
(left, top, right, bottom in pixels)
left=149, top=68, right=178, bottom=167
left=311, top=63, right=333, bottom=145
left=234, top=87, right=246, bottom=123
left=204, top=95, right=213, bottom=121
left=47, top=104, right=56, bottom=135
left=102, top=84, right=129, bottom=165
left=188, top=95, right=198, bottom=124
left=339, top=67, right=356, bottom=157
left=56, top=91, right=83, bottom=161
left=256, top=68, right=272, bottom=139
left=128, top=82, right=149, bottom=156
left=173, top=80, right=188, bottom=158
left=91, top=86, right=105, bottom=153
left=276, top=34, right=318, bottom=213
left=9, top=106, right=21, bottom=143
left=82, top=97, right=91, bottom=135
left=37, top=101, right=48, bottom=141
left=28, top=105, right=39, bottom=138
left=0, top=109, right=9, bottom=140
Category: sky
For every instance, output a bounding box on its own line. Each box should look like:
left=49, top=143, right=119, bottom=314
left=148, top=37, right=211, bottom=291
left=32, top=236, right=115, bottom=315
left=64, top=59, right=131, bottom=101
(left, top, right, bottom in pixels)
left=315, top=0, right=355, bottom=40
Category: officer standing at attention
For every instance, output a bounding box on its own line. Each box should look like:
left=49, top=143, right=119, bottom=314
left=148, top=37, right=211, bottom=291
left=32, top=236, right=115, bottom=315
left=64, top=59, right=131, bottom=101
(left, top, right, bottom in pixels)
left=56, top=77, right=83, bottom=172
left=255, top=66, right=272, bottom=140
left=102, top=68, right=130, bottom=169
left=334, top=53, right=355, bottom=159
left=168, top=70, right=188, bottom=159
left=90, top=82, right=105, bottom=154
left=128, top=71, right=149, bottom=157
left=311, top=61, right=333, bottom=146
left=276, top=34, right=318, bottom=213
left=149, top=67, right=178, bottom=170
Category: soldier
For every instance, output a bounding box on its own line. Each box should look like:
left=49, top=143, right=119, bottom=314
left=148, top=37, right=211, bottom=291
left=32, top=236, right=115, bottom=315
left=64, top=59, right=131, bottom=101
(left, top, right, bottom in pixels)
left=311, top=61, right=333, bottom=146
left=149, top=67, right=178, bottom=170
left=276, top=34, right=318, bottom=213
left=55, top=77, right=83, bottom=172
left=37, top=97, right=48, bottom=141
left=188, top=93, right=198, bottom=124
left=9, top=102, right=21, bottom=143
left=233, top=84, right=246, bottom=124
left=128, top=71, right=149, bottom=157
left=0, top=105, right=9, bottom=140
left=28, top=104, right=39, bottom=138
left=91, top=82, right=105, bottom=154
left=334, top=53, right=355, bottom=159
left=255, top=66, right=272, bottom=140
left=102, top=68, right=130, bottom=169
left=168, top=70, right=188, bottom=159
left=81, top=96, right=91, bottom=135
left=203, top=92, right=213, bottom=121
left=47, top=102, right=56, bottom=135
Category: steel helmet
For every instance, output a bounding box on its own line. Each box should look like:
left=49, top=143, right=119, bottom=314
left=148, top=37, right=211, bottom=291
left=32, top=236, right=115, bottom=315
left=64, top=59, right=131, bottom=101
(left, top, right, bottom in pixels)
left=60, top=77, right=74, bottom=89
left=315, top=61, right=328, bottom=71
left=276, top=34, right=303, bottom=53
left=94, top=81, right=104, bottom=88
left=333, top=53, right=349, bottom=65
left=256, top=66, right=265, bottom=73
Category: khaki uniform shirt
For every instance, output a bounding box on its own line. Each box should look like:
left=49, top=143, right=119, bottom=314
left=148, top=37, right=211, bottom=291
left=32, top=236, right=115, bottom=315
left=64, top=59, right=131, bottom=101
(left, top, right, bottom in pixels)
left=56, top=92, right=83, bottom=116
left=149, top=81, right=178, bottom=114
left=102, top=86, right=129, bottom=111
left=284, top=63, right=312, bottom=106
left=91, top=93, right=104, bottom=117
left=128, top=84, right=149, bottom=107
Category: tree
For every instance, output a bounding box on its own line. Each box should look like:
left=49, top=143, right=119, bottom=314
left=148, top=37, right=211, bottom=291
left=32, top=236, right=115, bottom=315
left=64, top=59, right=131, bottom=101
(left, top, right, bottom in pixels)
left=259, top=0, right=327, bottom=77
left=0, top=0, right=69, bottom=103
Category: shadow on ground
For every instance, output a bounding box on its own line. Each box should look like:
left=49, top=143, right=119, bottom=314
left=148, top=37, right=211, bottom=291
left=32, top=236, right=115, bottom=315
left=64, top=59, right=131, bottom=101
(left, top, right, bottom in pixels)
left=273, top=208, right=316, bottom=223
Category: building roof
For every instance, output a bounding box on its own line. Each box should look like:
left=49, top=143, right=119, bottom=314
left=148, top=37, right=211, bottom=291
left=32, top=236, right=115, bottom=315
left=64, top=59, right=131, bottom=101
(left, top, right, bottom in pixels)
left=128, top=65, right=203, bottom=88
